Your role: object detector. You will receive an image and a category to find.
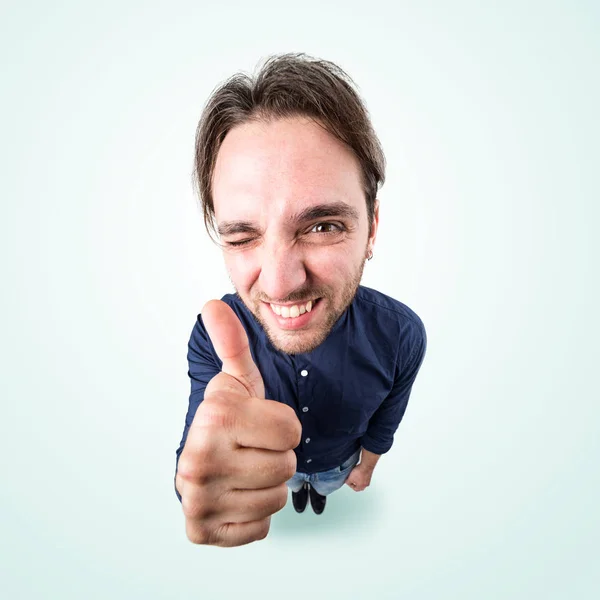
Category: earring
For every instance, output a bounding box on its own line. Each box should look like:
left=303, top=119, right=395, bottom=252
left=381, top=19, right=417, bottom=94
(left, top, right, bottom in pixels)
left=367, top=249, right=373, bottom=261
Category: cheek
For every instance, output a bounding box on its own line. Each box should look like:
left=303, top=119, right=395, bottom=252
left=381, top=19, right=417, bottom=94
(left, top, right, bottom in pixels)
left=310, top=247, right=357, bottom=277
left=224, top=254, right=257, bottom=291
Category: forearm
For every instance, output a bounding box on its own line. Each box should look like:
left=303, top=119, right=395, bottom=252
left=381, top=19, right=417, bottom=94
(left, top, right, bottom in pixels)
left=359, top=447, right=381, bottom=472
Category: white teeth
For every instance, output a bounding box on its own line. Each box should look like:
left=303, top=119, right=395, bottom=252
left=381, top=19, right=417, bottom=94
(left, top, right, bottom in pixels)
left=269, top=299, right=317, bottom=319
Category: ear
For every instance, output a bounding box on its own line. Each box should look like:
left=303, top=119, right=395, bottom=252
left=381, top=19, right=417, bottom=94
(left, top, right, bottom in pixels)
left=368, top=199, right=380, bottom=250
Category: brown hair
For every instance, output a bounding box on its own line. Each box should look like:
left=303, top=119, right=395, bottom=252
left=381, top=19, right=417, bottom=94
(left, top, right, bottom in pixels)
left=193, top=52, right=386, bottom=242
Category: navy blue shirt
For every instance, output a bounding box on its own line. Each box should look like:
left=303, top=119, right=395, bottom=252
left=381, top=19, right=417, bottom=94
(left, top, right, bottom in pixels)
left=174, top=285, right=427, bottom=502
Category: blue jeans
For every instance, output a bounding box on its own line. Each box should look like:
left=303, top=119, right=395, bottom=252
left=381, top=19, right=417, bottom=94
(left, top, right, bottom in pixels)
left=286, top=448, right=361, bottom=496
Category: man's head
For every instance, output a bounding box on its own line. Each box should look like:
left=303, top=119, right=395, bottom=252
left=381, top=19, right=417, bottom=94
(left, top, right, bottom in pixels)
left=194, top=53, right=386, bottom=354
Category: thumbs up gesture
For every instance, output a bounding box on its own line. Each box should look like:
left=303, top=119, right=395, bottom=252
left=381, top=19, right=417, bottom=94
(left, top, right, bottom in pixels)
left=176, top=300, right=302, bottom=547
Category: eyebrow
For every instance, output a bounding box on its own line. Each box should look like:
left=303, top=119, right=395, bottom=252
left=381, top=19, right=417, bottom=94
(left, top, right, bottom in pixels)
left=217, top=201, right=360, bottom=236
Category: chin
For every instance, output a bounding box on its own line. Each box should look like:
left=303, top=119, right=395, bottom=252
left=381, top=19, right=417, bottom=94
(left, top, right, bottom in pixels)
left=264, top=316, right=338, bottom=354
left=268, top=333, right=325, bottom=355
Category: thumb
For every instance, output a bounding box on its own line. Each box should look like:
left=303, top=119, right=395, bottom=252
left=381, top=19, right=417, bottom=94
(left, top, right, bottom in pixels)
left=201, top=299, right=265, bottom=399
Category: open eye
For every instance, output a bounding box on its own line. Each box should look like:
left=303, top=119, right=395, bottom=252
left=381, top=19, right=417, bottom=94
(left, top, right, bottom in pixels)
left=309, top=222, right=345, bottom=234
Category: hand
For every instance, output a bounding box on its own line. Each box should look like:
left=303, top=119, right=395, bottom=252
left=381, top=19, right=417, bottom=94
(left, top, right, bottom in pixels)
left=176, top=300, right=302, bottom=547
left=345, top=464, right=373, bottom=492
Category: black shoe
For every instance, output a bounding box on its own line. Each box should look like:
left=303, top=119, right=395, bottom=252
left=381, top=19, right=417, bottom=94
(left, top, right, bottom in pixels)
left=308, top=484, right=326, bottom=515
left=292, top=482, right=309, bottom=513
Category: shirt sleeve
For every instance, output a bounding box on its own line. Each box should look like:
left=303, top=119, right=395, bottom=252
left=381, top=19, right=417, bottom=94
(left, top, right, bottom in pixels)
left=360, top=317, right=427, bottom=455
left=174, top=314, right=223, bottom=503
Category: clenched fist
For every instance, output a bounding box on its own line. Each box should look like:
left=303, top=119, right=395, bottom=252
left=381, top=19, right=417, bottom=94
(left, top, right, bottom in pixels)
left=175, top=300, right=302, bottom=547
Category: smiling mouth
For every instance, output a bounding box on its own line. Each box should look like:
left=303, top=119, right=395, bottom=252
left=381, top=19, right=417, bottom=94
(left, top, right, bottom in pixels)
left=267, top=297, right=320, bottom=318
left=261, top=297, right=322, bottom=321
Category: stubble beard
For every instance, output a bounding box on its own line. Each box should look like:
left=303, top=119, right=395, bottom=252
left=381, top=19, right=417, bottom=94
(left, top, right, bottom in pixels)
left=232, top=255, right=367, bottom=355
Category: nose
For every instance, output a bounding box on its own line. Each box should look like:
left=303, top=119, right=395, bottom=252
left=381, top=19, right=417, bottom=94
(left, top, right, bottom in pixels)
left=258, top=240, right=307, bottom=302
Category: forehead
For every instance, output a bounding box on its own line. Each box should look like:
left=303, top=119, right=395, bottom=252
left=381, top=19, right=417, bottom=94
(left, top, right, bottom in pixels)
left=211, top=116, right=365, bottom=223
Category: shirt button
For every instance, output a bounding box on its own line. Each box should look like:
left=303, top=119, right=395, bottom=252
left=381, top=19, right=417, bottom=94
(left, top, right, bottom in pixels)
left=302, top=406, right=309, bottom=412
left=305, top=438, right=311, bottom=443
left=306, top=458, right=312, bottom=463
left=300, top=369, right=308, bottom=377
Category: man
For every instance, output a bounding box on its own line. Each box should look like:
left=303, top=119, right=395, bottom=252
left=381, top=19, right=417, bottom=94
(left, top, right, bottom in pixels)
left=174, top=53, right=427, bottom=547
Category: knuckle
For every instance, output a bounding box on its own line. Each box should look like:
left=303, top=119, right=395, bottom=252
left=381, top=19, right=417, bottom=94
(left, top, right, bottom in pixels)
left=181, top=488, right=213, bottom=521
left=287, top=418, right=303, bottom=448
left=175, top=456, right=196, bottom=482
left=175, top=473, right=185, bottom=497
left=282, top=449, right=297, bottom=480
left=186, top=522, right=214, bottom=545
left=274, top=484, right=289, bottom=513
left=256, top=519, right=270, bottom=541
left=177, top=452, right=213, bottom=486
left=277, top=405, right=302, bottom=448
left=290, top=419, right=302, bottom=447
left=197, top=396, right=235, bottom=429
left=207, top=373, right=249, bottom=398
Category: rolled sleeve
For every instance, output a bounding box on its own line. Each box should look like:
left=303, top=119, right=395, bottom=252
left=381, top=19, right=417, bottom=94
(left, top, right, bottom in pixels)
left=361, top=318, right=427, bottom=455
left=174, top=314, right=222, bottom=503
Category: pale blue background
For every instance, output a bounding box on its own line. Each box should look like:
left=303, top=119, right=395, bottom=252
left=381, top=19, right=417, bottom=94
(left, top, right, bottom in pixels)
left=1, top=1, right=598, bottom=598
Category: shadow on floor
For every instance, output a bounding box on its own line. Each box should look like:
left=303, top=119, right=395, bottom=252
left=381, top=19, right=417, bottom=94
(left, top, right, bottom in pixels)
left=269, top=483, right=383, bottom=540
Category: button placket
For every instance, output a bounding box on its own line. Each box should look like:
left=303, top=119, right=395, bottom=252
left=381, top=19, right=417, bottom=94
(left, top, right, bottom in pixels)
left=298, top=365, right=312, bottom=464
